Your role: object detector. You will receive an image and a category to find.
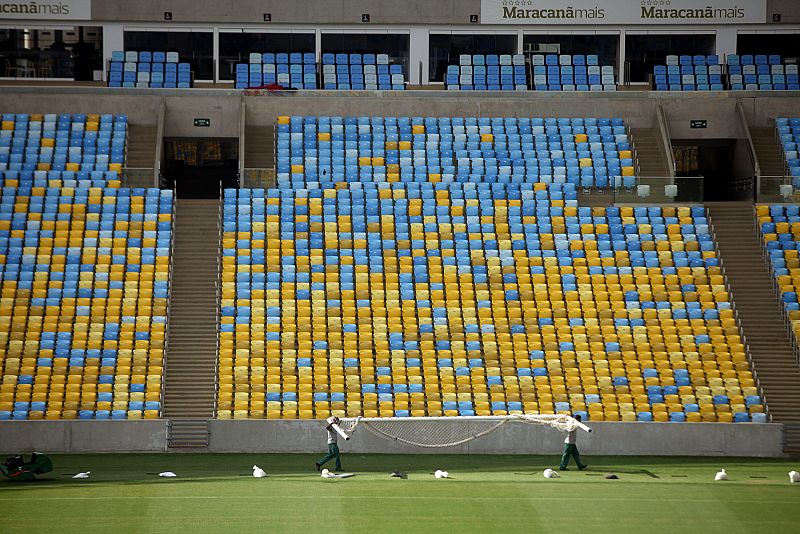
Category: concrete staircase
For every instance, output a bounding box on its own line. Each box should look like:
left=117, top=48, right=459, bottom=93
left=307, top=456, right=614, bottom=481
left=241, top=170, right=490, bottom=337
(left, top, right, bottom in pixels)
left=162, top=198, right=220, bottom=449
left=751, top=127, right=786, bottom=177
left=631, top=127, right=670, bottom=177
left=244, top=125, right=276, bottom=188
left=706, top=202, right=800, bottom=453
left=125, top=124, right=158, bottom=187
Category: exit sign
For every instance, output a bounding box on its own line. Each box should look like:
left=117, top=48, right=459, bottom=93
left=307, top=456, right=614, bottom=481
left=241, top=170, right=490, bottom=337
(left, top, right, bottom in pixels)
left=690, top=120, right=707, bottom=129
left=194, top=118, right=210, bottom=127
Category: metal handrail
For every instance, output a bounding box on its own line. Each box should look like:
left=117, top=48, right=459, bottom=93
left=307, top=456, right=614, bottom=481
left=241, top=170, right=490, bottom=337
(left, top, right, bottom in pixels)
left=154, top=98, right=166, bottom=187
left=160, top=180, right=177, bottom=416
left=213, top=179, right=223, bottom=417
left=655, top=104, right=676, bottom=180
left=736, top=99, right=760, bottom=181
left=238, top=95, right=246, bottom=186
left=706, top=209, right=770, bottom=421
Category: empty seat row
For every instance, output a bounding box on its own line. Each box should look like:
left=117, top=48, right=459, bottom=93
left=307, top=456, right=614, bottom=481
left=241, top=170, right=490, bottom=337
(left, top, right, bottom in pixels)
left=275, top=115, right=635, bottom=189
left=0, top=185, right=173, bottom=420
left=108, top=51, right=192, bottom=88
left=235, top=51, right=318, bottom=90
left=0, top=113, right=126, bottom=178
left=217, top=181, right=763, bottom=421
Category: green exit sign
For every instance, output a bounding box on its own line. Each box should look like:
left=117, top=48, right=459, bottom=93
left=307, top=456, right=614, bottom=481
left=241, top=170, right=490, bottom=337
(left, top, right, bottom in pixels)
left=194, top=118, right=210, bottom=127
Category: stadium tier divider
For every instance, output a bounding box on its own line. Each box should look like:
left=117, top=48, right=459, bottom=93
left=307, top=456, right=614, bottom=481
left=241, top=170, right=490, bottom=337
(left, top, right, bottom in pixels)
left=108, top=51, right=193, bottom=89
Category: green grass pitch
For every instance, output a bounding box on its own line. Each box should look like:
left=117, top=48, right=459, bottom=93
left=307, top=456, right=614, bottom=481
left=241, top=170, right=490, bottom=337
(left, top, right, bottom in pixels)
left=1, top=453, right=799, bottom=533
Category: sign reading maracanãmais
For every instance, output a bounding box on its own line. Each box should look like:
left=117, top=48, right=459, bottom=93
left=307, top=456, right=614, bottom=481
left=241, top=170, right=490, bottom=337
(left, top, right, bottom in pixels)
left=0, top=0, right=90, bottom=19
left=480, top=0, right=767, bottom=25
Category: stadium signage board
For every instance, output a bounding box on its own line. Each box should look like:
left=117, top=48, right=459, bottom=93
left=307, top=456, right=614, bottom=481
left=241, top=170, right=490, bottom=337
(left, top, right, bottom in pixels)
left=0, top=0, right=90, bottom=19
left=690, top=120, right=707, bottom=129
left=194, top=118, right=211, bottom=127
left=480, top=0, right=767, bottom=24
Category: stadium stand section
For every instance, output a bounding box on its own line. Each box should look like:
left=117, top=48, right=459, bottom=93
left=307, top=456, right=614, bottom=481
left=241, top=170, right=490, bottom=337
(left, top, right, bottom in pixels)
left=108, top=51, right=192, bottom=88
left=0, top=185, right=174, bottom=421
left=215, top=114, right=764, bottom=422
left=530, top=54, right=616, bottom=92
left=759, top=204, right=800, bottom=340
left=777, top=117, right=800, bottom=187
left=0, top=113, right=125, bottom=182
left=274, top=116, right=636, bottom=189
left=445, top=54, right=527, bottom=91
left=0, top=110, right=174, bottom=421
left=235, top=52, right=318, bottom=90
left=321, top=53, right=405, bottom=91
left=653, top=55, right=723, bottom=91
left=727, top=55, right=800, bottom=91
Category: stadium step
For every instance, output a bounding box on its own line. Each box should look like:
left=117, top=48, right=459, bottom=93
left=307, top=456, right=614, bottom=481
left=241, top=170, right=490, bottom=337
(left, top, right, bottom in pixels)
left=162, top=198, right=220, bottom=441
left=124, top=124, right=159, bottom=186
left=126, top=124, right=158, bottom=165
left=168, top=419, right=210, bottom=449
left=630, top=127, right=670, bottom=177
left=750, top=127, right=786, bottom=177
left=244, top=124, right=276, bottom=188
left=707, top=202, right=800, bottom=438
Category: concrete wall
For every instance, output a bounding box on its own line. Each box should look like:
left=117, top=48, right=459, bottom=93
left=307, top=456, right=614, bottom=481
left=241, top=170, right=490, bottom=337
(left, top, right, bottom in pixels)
left=207, top=420, right=785, bottom=457
left=88, top=0, right=476, bottom=25
left=0, top=91, right=163, bottom=126
left=164, top=95, right=241, bottom=138
left=244, top=91, right=659, bottom=129
left=85, top=0, right=799, bottom=24
left=741, top=95, right=800, bottom=128
left=0, top=86, right=797, bottom=134
left=0, top=419, right=781, bottom=456
left=0, top=421, right=168, bottom=453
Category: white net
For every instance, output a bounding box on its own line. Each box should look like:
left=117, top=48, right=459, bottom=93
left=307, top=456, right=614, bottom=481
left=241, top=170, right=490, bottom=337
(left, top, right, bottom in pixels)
left=337, top=415, right=584, bottom=448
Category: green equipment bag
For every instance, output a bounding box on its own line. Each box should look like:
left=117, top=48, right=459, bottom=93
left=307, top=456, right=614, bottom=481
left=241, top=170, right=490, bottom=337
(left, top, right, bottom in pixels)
left=0, top=453, right=53, bottom=481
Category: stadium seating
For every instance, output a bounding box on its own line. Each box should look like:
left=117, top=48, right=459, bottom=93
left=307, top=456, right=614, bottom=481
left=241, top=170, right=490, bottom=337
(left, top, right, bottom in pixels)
left=0, top=186, right=173, bottom=421
left=758, top=205, right=800, bottom=337
left=529, top=54, right=616, bottom=92
left=653, top=55, right=723, bottom=91
left=0, top=113, right=126, bottom=186
left=776, top=117, right=800, bottom=187
left=321, top=53, right=405, bottom=90
left=235, top=52, right=317, bottom=90
left=727, top=54, right=799, bottom=91
left=445, top=54, right=527, bottom=91
left=275, top=116, right=636, bottom=189
left=215, top=114, right=764, bottom=423
left=108, top=50, right=192, bottom=89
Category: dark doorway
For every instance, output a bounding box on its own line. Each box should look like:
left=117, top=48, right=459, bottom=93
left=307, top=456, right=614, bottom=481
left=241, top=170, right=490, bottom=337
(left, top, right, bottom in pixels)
left=672, top=139, right=752, bottom=201
left=163, top=138, right=239, bottom=198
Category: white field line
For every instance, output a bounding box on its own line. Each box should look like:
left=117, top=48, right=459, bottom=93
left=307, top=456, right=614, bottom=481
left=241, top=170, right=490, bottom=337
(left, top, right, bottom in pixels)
left=0, top=495, right=797, bottom=505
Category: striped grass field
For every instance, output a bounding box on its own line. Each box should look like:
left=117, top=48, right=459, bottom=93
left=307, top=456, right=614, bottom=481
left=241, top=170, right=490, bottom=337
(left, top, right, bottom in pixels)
left=1, top=454, right=799, bottom=533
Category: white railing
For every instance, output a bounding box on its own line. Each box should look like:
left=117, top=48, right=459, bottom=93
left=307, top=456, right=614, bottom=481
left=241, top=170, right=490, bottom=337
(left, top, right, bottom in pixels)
left=213, top=179, right=223, bottom=417
left=736, top=99, right=760, bottom=181
left=160, top=181, right=177, bottom=416
left=155, top=98, right=166, bottom=187
left=655, top=104, right=676, bottom=180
